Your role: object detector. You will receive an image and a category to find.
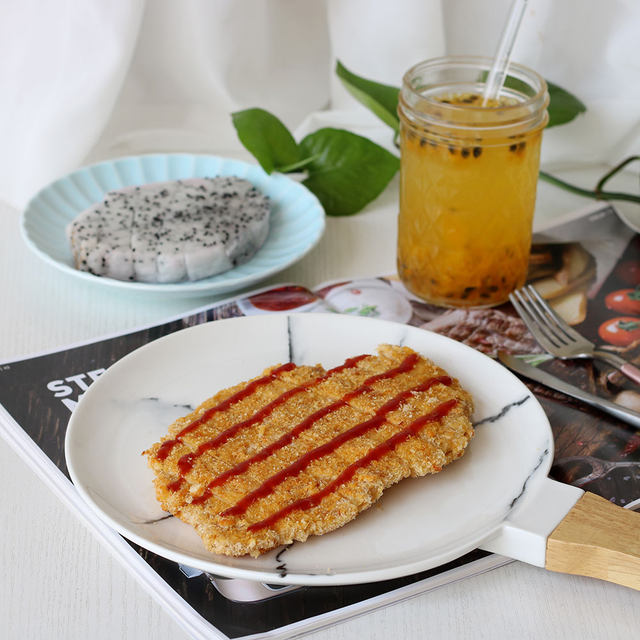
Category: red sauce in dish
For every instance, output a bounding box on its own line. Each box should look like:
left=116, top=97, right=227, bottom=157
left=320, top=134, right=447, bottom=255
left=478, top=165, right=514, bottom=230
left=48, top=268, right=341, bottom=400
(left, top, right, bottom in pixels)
left=248, top=286, right=318, bottom=311
left=246, top=398, right=458, bottom=532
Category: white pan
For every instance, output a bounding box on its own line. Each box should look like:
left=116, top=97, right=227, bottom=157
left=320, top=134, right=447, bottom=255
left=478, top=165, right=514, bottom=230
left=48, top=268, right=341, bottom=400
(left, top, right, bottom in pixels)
left=65, top=314, right=640, bottom=588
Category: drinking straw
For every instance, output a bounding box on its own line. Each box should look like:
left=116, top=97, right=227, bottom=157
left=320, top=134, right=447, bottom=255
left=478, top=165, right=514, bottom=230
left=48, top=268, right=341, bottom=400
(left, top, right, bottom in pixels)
left=482, top=0, right=528, bottom=105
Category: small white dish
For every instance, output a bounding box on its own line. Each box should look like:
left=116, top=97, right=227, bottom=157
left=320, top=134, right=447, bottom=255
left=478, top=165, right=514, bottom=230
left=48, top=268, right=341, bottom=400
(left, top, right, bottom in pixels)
left=65, top=313, right=552, bottom=585
left=321, top=278, right=414, bottom=323
left=21, top=153, right=325, bottom=297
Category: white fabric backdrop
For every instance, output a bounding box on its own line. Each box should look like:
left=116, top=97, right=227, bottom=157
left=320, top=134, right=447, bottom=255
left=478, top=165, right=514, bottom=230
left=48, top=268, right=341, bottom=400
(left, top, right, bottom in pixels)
left=1, top=0, right=639, bottom=209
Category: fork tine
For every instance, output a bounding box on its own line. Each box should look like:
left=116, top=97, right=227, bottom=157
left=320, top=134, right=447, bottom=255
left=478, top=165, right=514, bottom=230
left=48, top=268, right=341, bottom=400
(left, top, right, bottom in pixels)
left=509, top=288, right=566, bottom=351
left=519, top=286, right=572, bottom=346
left=525, top=285, right=586, bottom=343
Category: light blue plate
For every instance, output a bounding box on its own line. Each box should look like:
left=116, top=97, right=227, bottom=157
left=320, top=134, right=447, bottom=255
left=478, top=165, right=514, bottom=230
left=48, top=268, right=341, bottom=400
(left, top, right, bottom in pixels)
left=21, top=153, right=325, bottom=297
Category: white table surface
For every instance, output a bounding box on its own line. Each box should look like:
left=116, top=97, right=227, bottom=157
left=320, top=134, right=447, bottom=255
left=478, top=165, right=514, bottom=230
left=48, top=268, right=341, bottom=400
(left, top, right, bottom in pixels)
left=1, top=163, right=639, bottom=640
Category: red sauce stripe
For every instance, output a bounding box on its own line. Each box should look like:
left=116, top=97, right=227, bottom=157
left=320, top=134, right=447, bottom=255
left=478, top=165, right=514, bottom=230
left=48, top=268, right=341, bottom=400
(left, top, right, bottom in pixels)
left=155, top=362, right=296, bottom=461
left=174, top=354, right=373, bottom=476
left=190, top=400, right=348, bottom=504
left=325, top=353, right=371, bottom=376
left=167, top=477, right=184, bottom=492
left=190, top=356, right=433, bottom=502
left=217, top=375, right=453, bottom=516
left=178, top=381, right=317, bottom=475
left=247, top=398, right=459, bottom=532
left=161, top=354, right=372, bottom=492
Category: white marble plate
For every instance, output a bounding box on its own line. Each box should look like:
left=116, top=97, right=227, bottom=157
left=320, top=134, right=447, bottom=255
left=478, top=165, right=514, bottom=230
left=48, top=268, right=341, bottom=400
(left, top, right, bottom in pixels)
left=65, top=314, right=553, bottom=585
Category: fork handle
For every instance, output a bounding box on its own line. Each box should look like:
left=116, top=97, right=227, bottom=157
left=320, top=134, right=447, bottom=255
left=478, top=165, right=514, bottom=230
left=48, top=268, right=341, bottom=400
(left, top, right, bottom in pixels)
left=593, top=349, right=640, bottom=385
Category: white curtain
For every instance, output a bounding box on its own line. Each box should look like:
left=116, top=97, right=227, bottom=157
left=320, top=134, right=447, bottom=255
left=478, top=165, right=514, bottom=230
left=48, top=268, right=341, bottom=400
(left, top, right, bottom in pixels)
left=1, top=0, right=638, bottom=209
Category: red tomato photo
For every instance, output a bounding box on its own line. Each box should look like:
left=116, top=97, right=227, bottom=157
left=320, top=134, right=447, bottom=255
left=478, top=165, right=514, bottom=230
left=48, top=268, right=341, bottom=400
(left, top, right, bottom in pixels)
left=604, top=288, right=640, bottom=315
left=598, top=317, right=640, bottom=346
left=614, top=260, right=640, bottom=286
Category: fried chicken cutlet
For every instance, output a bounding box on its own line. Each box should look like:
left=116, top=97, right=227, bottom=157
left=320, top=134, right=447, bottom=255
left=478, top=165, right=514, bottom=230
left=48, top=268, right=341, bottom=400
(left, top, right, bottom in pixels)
left=143, top=344, right=474, bottom=557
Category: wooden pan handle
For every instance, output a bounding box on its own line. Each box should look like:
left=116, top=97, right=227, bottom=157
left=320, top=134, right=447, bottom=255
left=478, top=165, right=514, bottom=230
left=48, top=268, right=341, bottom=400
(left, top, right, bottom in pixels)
left=546, top=491, right=640, bottom=590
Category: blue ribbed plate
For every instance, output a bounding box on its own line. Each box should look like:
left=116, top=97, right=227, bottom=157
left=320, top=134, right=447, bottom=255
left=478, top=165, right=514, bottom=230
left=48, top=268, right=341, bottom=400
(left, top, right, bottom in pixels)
left=21, top=153, right=325, bottom=297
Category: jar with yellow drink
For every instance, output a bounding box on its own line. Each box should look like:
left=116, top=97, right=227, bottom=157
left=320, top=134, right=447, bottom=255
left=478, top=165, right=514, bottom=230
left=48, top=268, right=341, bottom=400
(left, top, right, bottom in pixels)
left=397, top=56, right=549, bottom=308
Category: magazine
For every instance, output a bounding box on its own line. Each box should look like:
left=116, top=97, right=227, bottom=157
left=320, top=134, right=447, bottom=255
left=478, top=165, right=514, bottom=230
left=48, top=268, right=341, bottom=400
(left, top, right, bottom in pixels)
left=0, top=202, right=638, bottom=639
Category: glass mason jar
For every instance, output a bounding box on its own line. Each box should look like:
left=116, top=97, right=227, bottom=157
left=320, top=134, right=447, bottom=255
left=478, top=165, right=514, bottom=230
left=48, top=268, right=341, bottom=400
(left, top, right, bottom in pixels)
left=397, top=56, right=549, bottom=308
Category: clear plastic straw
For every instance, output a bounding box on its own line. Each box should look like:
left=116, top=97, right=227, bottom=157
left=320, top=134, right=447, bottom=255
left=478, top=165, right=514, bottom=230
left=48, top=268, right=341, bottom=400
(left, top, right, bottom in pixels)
left=482, top=0, right=528, bottom=105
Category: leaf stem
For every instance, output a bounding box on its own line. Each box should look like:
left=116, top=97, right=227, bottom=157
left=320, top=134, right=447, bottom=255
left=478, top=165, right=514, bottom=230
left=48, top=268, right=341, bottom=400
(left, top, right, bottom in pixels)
left=539, top=168, right=640, bottom=205
left=595, top=155, right=640, bottom=195
left=276, top=154, right=320, bottom=174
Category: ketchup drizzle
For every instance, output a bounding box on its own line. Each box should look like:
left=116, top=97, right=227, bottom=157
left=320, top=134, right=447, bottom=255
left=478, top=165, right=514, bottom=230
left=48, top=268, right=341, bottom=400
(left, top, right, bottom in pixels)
left=218, top=375, right=453, bottom=516
left=184, top=353, right=424, bottom=505
left=155, top=362, right=296, bottom=461
left=177, top=383, right=316, bottom=476
left=167, top=478, right=184, bottom=492
left=246, top=398, right=458, bottom=532
left=174, top=354, right=372, bottom=476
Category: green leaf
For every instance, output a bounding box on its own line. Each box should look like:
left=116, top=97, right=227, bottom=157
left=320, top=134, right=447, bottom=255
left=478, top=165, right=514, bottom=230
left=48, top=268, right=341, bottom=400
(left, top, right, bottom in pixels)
left=231, top=108, right=303, bottom=174
left=546, top=80, right=587, bottom=128
left=299, top=128, right=399, bottom=216
left=336, top=60, right=400, bottom=132
left=336, top=63, right=586, bottom=132
left=491, top=74, right=586, bottom=128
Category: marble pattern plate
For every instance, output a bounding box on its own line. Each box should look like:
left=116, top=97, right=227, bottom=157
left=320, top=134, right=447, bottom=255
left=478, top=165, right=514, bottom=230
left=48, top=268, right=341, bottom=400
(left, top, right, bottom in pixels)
left=21, top=154, right=325, bottom=297
left=65, top=314, right=553, bottom=585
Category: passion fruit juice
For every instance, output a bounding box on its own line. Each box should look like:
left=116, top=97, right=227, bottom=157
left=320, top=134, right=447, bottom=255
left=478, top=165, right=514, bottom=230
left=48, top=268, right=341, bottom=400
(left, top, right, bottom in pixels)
left=397, top=78, right=547, bottom=308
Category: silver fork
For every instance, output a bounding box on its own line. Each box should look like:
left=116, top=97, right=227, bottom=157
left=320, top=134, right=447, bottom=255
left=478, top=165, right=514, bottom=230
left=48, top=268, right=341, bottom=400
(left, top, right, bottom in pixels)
left=509, top=284, right=640, bottom=385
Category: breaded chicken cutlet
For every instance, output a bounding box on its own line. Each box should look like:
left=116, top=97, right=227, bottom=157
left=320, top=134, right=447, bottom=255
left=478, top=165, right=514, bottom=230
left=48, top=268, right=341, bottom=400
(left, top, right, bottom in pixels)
left=143, top=344, right=474, bottom=557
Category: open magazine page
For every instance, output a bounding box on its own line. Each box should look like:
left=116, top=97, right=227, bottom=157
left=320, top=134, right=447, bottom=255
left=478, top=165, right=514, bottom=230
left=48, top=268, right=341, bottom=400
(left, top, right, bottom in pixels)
left=0, top=203, right=637, bottom=639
